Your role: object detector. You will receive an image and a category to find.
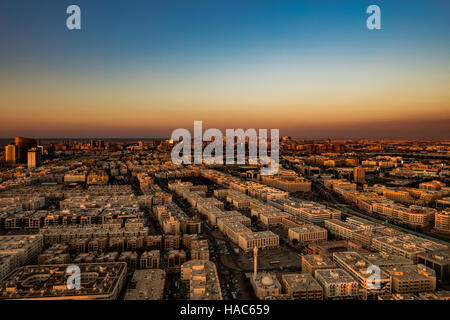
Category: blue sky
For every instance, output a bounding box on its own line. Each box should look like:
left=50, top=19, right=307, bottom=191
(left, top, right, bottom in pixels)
left=0, top=0, right=449, bottom=138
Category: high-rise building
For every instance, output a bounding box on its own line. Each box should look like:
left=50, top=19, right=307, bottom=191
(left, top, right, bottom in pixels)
left=15, top=136, right=37, bottom=163
left=27, top=147, right=42, bottom=168
left=5, top=144, right=17, bottom=163
left=354, top=166, right=365, bottom=184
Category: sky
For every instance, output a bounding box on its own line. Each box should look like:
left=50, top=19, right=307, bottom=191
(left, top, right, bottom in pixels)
left=0, top=0, right=449, bottom=139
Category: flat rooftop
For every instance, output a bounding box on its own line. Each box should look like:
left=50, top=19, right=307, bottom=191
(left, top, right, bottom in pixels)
left=325, top=219, right=359, bottom=230
left=282, top=273, right=322, bottom=291
left=290, top=224, right=327, bottom=234
left=418, top=250, right=450, bottom=265
left=314, top=268, right=357, bottom=284
left=239, top=231, right=278, bottom=240
left=362, top=252, right=413, bottom=267
left=333, top=251, right=391, bottom=280
left=302, top=254, right=336, bottom=267
left=124, top=269, right=166, bottom=300
left=383, top=265, right=436, bottom=281
left=0, top=262, right=127, bottom=300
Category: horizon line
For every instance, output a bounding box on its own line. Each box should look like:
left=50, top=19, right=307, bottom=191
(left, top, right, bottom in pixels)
left=1, top=137, right=449, bottom=142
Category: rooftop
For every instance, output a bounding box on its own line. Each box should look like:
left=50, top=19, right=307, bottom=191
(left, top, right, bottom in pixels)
left=282, top=273, right=322, bottom=291
left=124, top=269, right=166, bottom=300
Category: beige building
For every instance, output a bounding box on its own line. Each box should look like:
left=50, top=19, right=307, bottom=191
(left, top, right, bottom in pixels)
left=324, top=219, right=358, bottom=241
left=333, top=251, right=392, bottom=299
left=361, top=251, right=413, bottom=268
left=435, top=210, right=450, bottom=233
left=145, top=235, right=163, bottom=249
left=191, top=239, right=210, bottom=261
left=302, top=254, right=336, bottom=275
left=258, top=210, right=290, bottom=227
left=238, top=231, right=279, bottom=252
left=383, top=264, right=436, bottom=294
left=345, top=216, right=379, bottom=231
left=371, top=235, right=448, bottom=263
left=181, top=260, right=222, bottom=300
left=314, top=268, right=359, bottom=300
left=371, top=202, right=436, bottom=228
left=217, top=215, right=251, bottom=233
left=168, top=249, right=186, bottom=268
left=164, top=235, right=180, bottom=250
left=260, top=175, right=311, bottom=193
left=288, top=225, right=327, bottom=244
left=221, top=221, right=252, bottom=244
left=140, top=250, right=160, bottom=269
left=154, top=203, right=192, bottom=235
left=0, top=234, right=44, bottom=279
left=281, top=273, right=323, bottom=300
left=284, top=201, right=341, bottom=225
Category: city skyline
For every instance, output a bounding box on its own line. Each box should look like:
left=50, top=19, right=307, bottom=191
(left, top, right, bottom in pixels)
left=1, top=0, right=450, bottom=308
left=1, top=117, right=450, bottom=140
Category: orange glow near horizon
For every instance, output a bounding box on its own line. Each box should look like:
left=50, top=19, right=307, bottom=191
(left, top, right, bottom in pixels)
left=1, top=45, right=449, bottom=139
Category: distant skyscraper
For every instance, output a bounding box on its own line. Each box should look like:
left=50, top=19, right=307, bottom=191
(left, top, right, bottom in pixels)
left=15, top=136, right=37, bottom=163
left=90, top=139, right=105, bottom=149
left=5, top=145, right=17, bottom=163
left=354, top=166, right=365, bottom=184
left=27, top=147, right=41, bottom=168
left=37, top=145, right=44, bottom=155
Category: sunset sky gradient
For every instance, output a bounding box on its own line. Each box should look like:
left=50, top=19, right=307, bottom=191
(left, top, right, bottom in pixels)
left=0, top=0, right=449, bottom=139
